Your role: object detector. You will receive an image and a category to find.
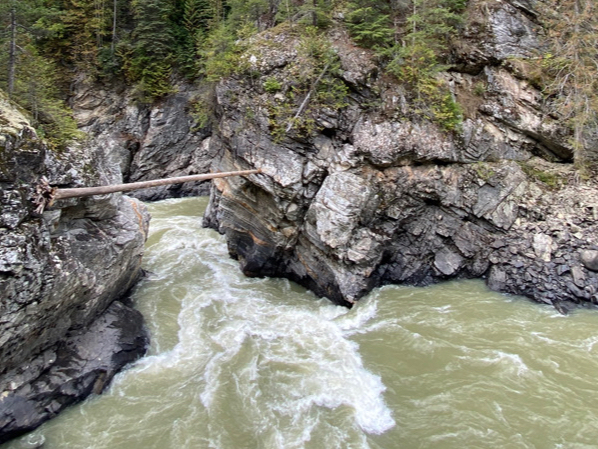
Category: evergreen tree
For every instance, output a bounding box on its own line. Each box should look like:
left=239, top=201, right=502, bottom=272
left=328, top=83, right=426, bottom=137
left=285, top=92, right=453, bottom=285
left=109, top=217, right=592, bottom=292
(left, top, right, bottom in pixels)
left=0, top=0, right=81, bottom=148
left=36, top=0, right=112, bottom=71
left=227, top=0, right=271, bottom=31
left=199, top=22, right=245, bottom=81
left=383, top=0, right=465, bottom=130
left=128, top=0, right=176, bottom=99
left=183, top=0, right=216, bottom=33
left=346, top=0, right=394, bottom=49
left=389, top=0, right=464, bottom=83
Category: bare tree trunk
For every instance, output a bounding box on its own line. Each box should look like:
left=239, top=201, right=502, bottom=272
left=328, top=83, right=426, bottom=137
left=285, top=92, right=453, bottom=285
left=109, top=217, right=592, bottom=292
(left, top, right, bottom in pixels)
left=111, top=0, right=117, bottom=54
left=286, top=62, right=330, bottom=133
left=8, top=3, right=17, bottom=98
left=52, top=170, right=261, bottom=201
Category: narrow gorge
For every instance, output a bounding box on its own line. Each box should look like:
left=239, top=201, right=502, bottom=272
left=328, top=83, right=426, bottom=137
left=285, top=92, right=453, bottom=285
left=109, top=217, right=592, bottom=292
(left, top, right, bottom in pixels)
left=0, top=92, right=149, bottom=442
left=1, top=0, right=598, bottom=444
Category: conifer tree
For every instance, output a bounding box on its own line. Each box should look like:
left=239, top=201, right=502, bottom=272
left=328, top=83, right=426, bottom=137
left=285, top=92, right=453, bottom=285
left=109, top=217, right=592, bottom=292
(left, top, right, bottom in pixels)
left=382, top=0, right=465, bottom=130
left=183, top=0, right=215, bottom=33
left=227, top=0, right=271, bottom=31
left=346, top=0, right=394, bottom=49
left=0, top=0, right=81, bottom=147
left=129, top=0, right=176, bottom=99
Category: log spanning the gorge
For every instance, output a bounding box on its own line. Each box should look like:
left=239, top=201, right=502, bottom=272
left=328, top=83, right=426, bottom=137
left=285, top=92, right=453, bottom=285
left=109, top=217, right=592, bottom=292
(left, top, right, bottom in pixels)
left=54, top=170, right=261, bottom=200
left=34, top=170, right=260, bottom=213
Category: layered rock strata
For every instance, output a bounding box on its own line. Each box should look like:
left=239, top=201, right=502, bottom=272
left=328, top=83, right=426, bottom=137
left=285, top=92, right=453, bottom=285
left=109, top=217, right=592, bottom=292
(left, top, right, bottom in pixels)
left=204, top=0, right=598, bottom=311
left=71, top=78, right=217, bottom=200
left=0, top=92, right=149, bottom=442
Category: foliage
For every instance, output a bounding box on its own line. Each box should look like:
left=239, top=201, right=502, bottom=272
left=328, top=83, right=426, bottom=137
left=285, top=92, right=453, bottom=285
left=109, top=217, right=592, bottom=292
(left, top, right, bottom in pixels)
left=227, top=0, right=271, bottom=31
left=384, top=0, right=466, bottom=131
left=275, top=0, right=335, bottom=28
left=263, top=77, right=282, bottom=93
left=345, top=0, right=395, bottom=49
left=518, top=161, right=566, bottom=189
left=430, top=92, right=463, bottom=131
left=127, top=0, right=176, bottom=101
left=188, top=90, right=215, bottom=130
left=473, top=81, right=486, bottom=96
left=0, top=0, right=472, bottom=140
left=265, top=27, right=349, bottom=141
left=0, top=0, right=82, bottom=149
left=473, top=161, right=495, bottom=181
left=344, top=0, right=466, bottom=130
left=199, top=23, right=249, bottom=81
left=12, top=47, right=82, bottom=148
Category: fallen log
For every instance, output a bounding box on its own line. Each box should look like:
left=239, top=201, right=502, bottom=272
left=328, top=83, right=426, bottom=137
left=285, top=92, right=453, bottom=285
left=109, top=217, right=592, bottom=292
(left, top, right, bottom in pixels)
left=34, top=169, right=260, bottom=213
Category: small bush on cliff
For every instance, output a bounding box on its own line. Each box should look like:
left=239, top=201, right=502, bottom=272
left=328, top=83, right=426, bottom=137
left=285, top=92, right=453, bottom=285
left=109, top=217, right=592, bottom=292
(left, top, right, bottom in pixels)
left=199, top=23, right=250, bottom=81
left=265, top=27, right=349, bottom=142
left=189, top=93, right=213, bottom=130
left=263, top=77, right=283, bottom=93
left=518, top=161, right=566, bottom=189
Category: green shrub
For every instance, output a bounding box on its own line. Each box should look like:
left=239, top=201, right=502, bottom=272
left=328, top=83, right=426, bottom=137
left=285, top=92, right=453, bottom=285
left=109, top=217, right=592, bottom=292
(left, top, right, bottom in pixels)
left=263, top=77, right=282, bottom=93
left=518, top=162, right=565, bottom=189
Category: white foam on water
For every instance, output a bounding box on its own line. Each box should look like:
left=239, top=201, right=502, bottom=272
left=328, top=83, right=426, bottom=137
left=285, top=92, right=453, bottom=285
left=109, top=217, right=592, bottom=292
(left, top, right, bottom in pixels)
left=455, top=348, right=536, bottom=379
left=114, top=199, right=397, bottom=447
left=12, top=197, right=598, bottom=449
left=433, top=304, right=453, bottom=314
left=581, top=334, right=598, bottom=352
left=187, top=287, right=397, bottom=438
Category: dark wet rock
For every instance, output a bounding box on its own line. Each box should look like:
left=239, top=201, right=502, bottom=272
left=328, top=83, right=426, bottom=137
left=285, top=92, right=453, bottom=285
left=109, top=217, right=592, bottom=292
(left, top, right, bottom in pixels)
left=0, top=301, right=148, bottom=444
left=70, top=78, right=218, bottom=200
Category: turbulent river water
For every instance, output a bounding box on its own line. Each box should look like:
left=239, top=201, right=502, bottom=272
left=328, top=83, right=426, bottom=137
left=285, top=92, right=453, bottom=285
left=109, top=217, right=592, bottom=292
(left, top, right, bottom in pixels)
left=7, top=197, right=598, bottom=449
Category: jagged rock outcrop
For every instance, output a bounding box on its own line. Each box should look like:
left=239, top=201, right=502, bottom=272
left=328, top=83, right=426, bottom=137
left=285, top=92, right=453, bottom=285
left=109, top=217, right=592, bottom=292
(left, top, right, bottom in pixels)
left=0, top=91, right=149, bottom=442
left=71, top=78, right=217, bottom=200
left=203, top=0, right=598, bottom=311
left=0, top=301, right=148, bottom=443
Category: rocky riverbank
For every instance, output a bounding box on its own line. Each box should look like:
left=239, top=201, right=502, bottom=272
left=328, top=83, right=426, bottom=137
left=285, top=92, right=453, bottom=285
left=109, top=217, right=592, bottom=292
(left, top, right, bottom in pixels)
left=0, top=92, right=150, bottom=442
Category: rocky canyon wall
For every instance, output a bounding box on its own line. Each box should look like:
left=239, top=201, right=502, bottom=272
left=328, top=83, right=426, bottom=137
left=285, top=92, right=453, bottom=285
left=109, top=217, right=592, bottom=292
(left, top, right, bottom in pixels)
left=203, top=0, right=598, bottom=311
left=71, top=78, right=217, bottom=200
left=0, top=92, right=149, bottom=442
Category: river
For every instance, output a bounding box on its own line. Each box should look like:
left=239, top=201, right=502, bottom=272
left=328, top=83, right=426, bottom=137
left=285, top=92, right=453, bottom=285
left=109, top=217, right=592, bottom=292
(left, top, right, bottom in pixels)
left=6, top=197, right=598, bottom=449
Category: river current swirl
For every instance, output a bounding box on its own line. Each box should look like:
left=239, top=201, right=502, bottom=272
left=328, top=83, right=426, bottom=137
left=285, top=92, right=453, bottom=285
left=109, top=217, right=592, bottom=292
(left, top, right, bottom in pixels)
left=7, top=197, right=598, bottom=449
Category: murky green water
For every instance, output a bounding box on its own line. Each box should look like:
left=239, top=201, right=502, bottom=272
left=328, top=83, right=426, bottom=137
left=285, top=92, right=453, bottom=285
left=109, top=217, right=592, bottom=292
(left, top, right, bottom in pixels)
left=7, top=197, right=598, bottom=449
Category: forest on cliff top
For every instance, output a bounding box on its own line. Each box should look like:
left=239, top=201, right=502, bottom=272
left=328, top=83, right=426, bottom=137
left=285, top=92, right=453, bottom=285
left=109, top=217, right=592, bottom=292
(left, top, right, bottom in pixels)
left=0, top=0, right=596, bottom=167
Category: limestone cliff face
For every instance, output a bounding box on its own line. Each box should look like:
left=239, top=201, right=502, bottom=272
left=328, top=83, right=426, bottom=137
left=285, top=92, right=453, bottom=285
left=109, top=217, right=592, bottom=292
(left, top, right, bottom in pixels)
left=203, top=0, right=598, bottom=310
left=71, top=78, right=217, bottom=200
left=0, top=92, right=149, bottom=442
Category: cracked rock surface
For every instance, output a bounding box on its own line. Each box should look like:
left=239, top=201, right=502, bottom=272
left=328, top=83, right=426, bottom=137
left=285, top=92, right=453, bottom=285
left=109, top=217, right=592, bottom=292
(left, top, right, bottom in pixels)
left=0, top=91, right=150, bottom=442
left=203, top=1, right=598, bottom=311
